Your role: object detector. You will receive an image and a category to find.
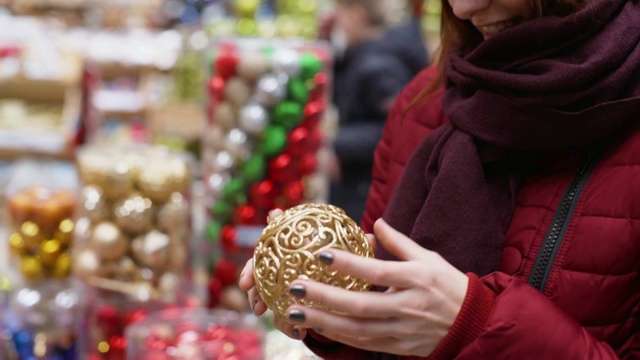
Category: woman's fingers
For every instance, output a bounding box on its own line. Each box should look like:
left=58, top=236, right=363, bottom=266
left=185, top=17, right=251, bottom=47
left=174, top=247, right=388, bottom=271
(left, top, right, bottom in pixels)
left=274, top=316, right=307, bottom=340
left=238, top=259, right=254, bottom=291
left=267, top=209, right=284, bottom=223
left=373, top=219, right=432, bottom=262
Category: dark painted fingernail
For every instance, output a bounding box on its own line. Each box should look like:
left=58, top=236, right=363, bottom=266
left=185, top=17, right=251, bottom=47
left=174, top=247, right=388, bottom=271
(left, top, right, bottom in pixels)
left=292, top=328, right=300, bottom=339
left=289, top=285, right=306, bottom=298
left=313, top=328, right=324, bottom=334
left=318, top=252, right=334, bottom=265
left=289, top=309, right=306, bottom=323
left=252, top=299, right=258, bottom=311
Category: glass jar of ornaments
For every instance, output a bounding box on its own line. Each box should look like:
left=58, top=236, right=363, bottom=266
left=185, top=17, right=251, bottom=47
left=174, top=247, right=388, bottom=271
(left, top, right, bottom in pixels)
left=3, top=160, right=79, bottom=360
left=202, top=38, right=331, bottom=309
left=74, top=145, right=196, bottom=359
left=125, top=308, right=265, bottom=360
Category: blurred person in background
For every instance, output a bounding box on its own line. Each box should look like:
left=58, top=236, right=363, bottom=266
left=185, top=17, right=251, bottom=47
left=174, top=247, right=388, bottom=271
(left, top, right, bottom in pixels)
left=327, top=0, right=428, bottom=224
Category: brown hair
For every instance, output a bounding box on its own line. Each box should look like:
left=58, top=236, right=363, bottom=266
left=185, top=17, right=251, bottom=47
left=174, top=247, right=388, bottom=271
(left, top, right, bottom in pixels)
left=405, top=0, right=587, bottom=112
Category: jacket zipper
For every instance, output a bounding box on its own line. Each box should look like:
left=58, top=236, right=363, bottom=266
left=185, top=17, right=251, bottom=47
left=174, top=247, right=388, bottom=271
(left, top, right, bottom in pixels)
left=527, top=151, right=599, bottom=292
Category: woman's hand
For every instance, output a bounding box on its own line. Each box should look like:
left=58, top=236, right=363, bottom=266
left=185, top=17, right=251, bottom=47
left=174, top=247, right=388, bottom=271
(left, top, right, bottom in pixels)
left=284, top=219, right=469, bottom=357
left=238, top=209, right=309, bottom=340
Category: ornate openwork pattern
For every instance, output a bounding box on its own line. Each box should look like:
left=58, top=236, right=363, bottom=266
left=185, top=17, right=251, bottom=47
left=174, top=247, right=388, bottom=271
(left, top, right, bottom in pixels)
left=253, top=203, right=374, bottom=319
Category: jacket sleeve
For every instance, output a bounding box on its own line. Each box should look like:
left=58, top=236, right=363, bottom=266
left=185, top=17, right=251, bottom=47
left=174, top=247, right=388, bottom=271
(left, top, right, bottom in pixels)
left=438, top=272, right=632, bottom=359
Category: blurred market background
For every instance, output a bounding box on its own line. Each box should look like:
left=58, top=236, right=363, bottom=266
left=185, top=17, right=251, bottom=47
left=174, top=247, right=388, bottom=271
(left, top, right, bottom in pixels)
left=0, top=0, right=441, bottom=359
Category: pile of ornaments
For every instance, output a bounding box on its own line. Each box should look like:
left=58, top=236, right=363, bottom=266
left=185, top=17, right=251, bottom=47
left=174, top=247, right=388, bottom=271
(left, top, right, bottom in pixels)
left=3, top=184, right=78, bottom=360
left=74, top=145, right=193, bottom=359
left=203, top=39, right=330, bottom=308
left=125, top=308, right=264, bottom=360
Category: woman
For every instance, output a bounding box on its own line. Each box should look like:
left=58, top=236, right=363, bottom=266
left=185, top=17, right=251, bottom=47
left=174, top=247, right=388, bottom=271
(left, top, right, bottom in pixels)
left=240, top=0, right=640, bottom=358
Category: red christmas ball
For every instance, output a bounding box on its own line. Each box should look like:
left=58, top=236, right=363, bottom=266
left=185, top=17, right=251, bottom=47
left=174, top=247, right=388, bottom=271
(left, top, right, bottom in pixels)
left=124, top=309, right=147, bottom=327
left=310, top=73, right=328, bottom=101
left=268, top=154, right=297, bottom=184
left=286, top=127, right=310, bottom=157
left=302, top=101, right=325, bottom=129
left=96, top=305, right=121, bottom=338
left=234, top=204, right=257, bottom=225
left=215, top=51, right=240, bottom=79
left=249, top=180, right=277, bottom=209
left=220, top=225, right=238, bottom=252
left=282, top=181, right=305, bottom=208
left=214, top=259, right=237, bottom=286
left=308, top=127, right=324, bottom=152
left=109, top=335, right=127, bottom=351
left=298, top=153, right=318, bottom=176
left=208, top=277, right=223, bottom=308
left=208, top=76, right=225, bottom=100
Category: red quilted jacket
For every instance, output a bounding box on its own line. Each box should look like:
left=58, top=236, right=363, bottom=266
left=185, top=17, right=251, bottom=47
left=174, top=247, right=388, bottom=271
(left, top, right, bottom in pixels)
left=305, top=66, right=640, bottom=359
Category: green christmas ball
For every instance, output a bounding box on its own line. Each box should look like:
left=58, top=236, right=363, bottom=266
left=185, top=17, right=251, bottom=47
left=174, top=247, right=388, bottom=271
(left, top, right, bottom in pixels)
left=259, top=125, right=288, bottom=157
left=288, top=78, right=309, bottom=104
left=300, top=52, right=323, bottom=80
left=241, top=155, right=266, bottom=182
left=272, top=101, right=303, bottom=130
left=212, top=201, right=233, bottom=223
left=222, top=178, right=246, bottom=204
left=206, top=221, right=223, bottom=242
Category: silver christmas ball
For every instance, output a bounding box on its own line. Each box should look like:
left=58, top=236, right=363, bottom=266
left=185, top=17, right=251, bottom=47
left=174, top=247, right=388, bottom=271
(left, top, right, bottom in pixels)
left=272, top=49, right=301, bottom=77
left=212, top=102, right=236, bottom=130
left=207, top=172, right=231, bottom=199
left=238, top=103, right=269, bottom=136
left=224, top=78, right=251, bottom=109
left=255, top=74, right=286, bottom=107
left=224, top=128, right=252, bottom=161
left=210, top=151, right=235, bottom=174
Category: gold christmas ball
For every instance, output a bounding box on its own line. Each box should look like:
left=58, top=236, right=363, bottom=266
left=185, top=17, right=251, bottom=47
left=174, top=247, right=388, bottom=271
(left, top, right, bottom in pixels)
left=137, top=158, right=190, bottom=203
left=156, top=192, right=189, bottom=232
left=9, top=232, right=26, bottom=256
left=253, top=203, right=374, bottom=319
left=224, top=78, right=251, bottom=109
left=113, top=193, right=154, bottom=234
left=38, top=239, right=62, bottom=265
left=131, top=230, right=171, bottom=270
left=74, top=248, right=101, bottom=280
left=212, top=102, right=236, bottom=130
left=21, top=256, right=44, bottom=282
left=54, top=219, right=74, bottom=247
left=90, top=222, right=129, bottom=261
left=79, top=185, right=109, bottom=223
left=52, top=253, right=72, bottom=279
left=237, top=51, right=270, bottom=82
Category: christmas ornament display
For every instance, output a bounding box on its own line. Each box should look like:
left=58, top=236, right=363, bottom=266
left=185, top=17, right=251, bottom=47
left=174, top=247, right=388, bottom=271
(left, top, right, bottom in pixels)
left=6, top=186, right=76, bottom=282
left=75, top=145, right=193, bottom=302
left=203, top=39, right=331, bottom=309
left=253, top=203, right=373, bottom=319
left=80, top=293, right=178, bottom=360
left=125, top=308, right=264, bottom=360
left=2, top=281, right=79, bottom=360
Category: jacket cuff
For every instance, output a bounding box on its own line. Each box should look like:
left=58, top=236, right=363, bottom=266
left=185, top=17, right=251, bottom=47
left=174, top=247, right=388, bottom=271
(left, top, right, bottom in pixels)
left=428, top=273, right=496, bottom=360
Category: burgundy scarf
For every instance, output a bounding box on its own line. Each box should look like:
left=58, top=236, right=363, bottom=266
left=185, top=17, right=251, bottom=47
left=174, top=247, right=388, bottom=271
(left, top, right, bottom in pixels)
left=381, top=0, right=640, bottom=276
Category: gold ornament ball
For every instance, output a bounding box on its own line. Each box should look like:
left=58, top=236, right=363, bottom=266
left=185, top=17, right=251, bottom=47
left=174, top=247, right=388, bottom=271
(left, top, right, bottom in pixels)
left=21, top=256, right=44, bottom=282
left=113, top=193, right=154, bottom=234
left=224, top=78, right=251, bottom=109
left=253, top=203, right=374, bottom=319
left=237, top=52, right=270, bottom=82
left=74, top=248, right=101, bottom=280
left=131, top=230, right=171, bottom=270
left=212, top=102, right=236, bottom=130
left=138, top=158, right=190, bottom=203
left=156, top=192, right=189, bottom=232
left=52, top=253, right=72, bottom=279
left=90, top=222, right=129, bottom=261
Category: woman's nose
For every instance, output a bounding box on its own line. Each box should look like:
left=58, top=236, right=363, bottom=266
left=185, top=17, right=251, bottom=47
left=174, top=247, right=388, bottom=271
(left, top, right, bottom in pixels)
left=448, top=0, right=490, bottom=20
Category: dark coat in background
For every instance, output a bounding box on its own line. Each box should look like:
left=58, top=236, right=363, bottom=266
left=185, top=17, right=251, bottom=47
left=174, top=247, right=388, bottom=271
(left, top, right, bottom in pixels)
left=330, top=19, right=428, bottom=223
